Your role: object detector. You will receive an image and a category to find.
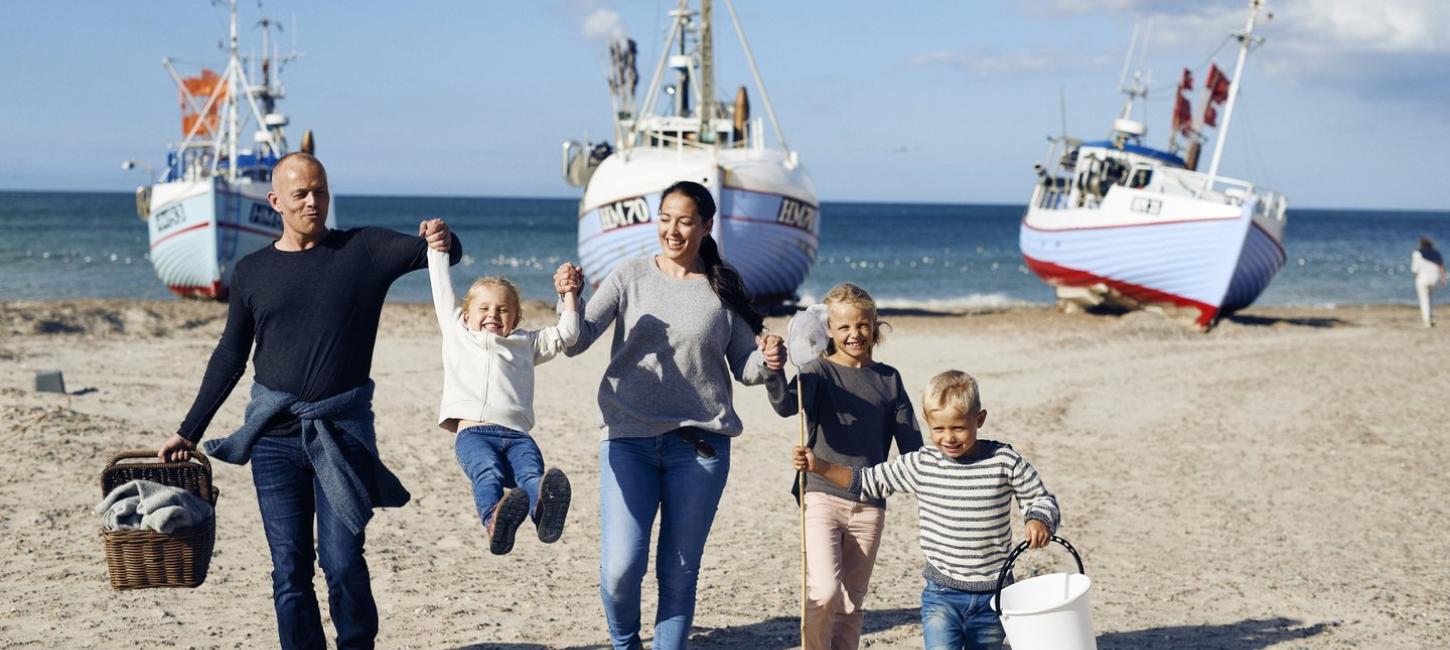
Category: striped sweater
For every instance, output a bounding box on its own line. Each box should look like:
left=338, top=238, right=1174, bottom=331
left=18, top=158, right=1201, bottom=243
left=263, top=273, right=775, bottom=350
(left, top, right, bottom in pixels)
left=851, top=440, right=1060, bottom=592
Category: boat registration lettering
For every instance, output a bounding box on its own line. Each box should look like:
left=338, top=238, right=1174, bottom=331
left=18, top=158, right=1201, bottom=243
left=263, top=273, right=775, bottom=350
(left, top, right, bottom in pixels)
left=777, top=198, right=817, bottom=232
left=153, top=205, right=187, bottom=234
left=248, top=203, right=283, bottom=230
left=599, top=197, right=652, bottom=231
left=1130, top=197, right=1162, bottom=215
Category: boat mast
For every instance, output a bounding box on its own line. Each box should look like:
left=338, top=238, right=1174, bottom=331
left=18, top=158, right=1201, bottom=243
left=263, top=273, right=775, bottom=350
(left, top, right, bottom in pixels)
left=698, top=0, right=715, bottom=143
left=224, top=0, right=240, bottom=182
left=1204, top=0, right=1264, bottom=189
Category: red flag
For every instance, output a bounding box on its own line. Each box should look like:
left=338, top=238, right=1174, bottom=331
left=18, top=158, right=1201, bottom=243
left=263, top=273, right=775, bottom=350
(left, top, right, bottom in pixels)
left=1174, top=94, right=1193, bottom=135
left=1171, top=67, right=1194, bottom=136
left=1206, top=64, right=1231, bottom=106
left=1204, top=103, right=1219, bottom=128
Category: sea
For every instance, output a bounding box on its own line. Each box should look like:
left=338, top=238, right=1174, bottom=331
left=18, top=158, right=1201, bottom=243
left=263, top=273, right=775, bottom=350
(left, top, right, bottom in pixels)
left=1, top=190, right=1445, bottom=308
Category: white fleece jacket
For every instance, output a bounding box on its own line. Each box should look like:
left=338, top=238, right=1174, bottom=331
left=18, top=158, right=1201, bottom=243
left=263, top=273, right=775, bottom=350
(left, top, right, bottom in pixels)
left=428, top=249, right=579, bottom=434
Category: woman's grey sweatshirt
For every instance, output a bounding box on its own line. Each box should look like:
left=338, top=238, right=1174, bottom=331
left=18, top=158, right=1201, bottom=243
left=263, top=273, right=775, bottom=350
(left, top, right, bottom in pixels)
left=565, top=256, right=768, bottom=439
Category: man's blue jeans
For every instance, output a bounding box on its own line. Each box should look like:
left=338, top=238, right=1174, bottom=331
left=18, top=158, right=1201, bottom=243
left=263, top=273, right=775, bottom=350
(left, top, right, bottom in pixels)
left=252, top=434, right=378, bottom=650
left=454, top=424, right=545, bottom=527
left=920, top=581, right=1007, bottom=650
left=598, top=430, right=731, bottom=650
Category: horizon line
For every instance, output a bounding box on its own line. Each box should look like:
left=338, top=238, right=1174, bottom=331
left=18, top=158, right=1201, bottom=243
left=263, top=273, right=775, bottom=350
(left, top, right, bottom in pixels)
left=0, top=187, right=1447, bottom=215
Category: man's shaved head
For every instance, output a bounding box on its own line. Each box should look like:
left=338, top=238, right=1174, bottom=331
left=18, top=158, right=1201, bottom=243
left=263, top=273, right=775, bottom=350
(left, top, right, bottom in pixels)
left=271, top=152, right=327, bottom=192
left=268, top=153, right=331, bottom=245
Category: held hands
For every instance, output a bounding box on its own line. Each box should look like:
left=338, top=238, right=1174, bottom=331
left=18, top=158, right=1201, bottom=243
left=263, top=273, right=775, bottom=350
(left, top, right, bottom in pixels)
left=1024, top=519, right=1050, bottom=549
left=418, top=218, right=451, bottom=252
left=157, top=433, right=195, bottom=463
left=758, top=333, right=785, bottom=370
left=554, top=262, right=584, bottom=296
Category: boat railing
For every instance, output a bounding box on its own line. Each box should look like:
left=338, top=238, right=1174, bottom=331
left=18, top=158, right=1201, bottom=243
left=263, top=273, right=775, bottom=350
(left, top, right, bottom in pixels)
left=1031, top=176, right=1073, bottom=210
left=1157, top=167, right=1264, bottom=205
left=629, top=115, right=768, bottom=155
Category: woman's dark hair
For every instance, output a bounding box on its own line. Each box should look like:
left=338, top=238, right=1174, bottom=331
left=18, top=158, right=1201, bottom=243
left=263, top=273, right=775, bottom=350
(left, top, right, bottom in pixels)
left=660, top=180, right=764, bottom=334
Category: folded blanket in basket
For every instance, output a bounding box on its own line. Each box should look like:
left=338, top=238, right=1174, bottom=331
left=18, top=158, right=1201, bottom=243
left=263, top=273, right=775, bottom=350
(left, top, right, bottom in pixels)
left=96, top=479, right=214, bottom=534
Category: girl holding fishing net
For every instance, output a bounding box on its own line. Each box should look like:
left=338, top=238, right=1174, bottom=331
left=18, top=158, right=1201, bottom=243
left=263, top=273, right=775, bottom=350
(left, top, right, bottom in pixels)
left=764, top=282, right=923, bottom=650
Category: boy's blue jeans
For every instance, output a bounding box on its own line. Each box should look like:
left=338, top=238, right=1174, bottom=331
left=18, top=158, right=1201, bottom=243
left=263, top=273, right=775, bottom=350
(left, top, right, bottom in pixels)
left=920, top=581, right=1007, bottom=650
left=251, top=434, right=378, bottom=650
left=454, top=424, right=544, bottom=528
left=597, top=430, right=731, bottom=650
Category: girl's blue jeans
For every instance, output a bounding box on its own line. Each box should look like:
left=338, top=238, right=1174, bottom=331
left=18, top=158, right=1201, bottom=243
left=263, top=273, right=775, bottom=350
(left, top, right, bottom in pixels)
left=597, top=430, right=731, bottom=650
left=454, top=424, right=544, bottom=528
left=920, top=581, right=1007, bottom=649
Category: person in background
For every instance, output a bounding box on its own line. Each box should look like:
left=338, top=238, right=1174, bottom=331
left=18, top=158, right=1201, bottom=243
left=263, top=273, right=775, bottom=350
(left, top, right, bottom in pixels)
left=1411, top=237, right=1447, bottom=328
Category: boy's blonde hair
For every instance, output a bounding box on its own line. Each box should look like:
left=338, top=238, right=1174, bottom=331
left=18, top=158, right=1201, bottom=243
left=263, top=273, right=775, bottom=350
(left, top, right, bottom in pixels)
left=922, top=370, right=981, bottom=415
left=821, top=282, right=888, bottom=353
left=462, top=276, right=523, bottom=324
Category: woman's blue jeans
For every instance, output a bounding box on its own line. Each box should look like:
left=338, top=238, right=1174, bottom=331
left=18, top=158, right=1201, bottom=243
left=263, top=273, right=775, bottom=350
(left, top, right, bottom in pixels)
left=454, top=424, right=544, bottom=528
left=920, top=581, right=1007, bottom=649
left=251, top=434, right=378, bottom=650
left=598, top=431, right=731, bottom=650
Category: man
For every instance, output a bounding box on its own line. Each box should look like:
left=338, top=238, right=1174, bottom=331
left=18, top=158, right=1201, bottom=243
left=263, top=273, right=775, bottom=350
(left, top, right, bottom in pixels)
left=158, top=153, right=461, bottom=649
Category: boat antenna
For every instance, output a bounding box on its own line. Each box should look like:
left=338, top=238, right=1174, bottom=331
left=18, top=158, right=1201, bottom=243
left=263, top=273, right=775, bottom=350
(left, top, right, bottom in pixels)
left=1205, top=0, right=1267, bottom=189
left=721, top=0, right=789, bottom=152
left=1059, top=85, right=1069, bottom=143
left=1117, top=23, right=1139, bottom=95
left=1115, top=20, right=1152, bottom=122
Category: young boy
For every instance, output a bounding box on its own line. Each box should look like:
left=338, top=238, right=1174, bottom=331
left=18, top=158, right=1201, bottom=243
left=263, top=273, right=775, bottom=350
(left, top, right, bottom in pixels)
left=793, top=370, right=1060, bottom=649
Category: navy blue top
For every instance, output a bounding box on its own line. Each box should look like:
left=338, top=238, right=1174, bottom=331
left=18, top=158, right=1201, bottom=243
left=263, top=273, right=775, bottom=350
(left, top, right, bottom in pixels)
left=178, top=227, right=462, bottom=442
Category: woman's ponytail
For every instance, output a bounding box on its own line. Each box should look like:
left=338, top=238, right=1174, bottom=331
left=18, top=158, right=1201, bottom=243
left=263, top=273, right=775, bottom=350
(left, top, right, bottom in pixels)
left=661, top=181, right=765, bottom=335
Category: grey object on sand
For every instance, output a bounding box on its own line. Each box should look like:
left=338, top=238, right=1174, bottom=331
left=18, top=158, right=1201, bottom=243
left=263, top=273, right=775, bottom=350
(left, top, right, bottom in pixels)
left=35, top=370, right=65, bottom=394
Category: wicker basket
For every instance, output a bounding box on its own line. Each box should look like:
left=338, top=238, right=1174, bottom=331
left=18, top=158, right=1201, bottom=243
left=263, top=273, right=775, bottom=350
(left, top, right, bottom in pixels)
left=99, top=449, right=220, bottom=590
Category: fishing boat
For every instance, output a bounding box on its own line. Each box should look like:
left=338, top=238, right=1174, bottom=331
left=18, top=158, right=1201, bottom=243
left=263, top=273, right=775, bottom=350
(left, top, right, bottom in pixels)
left=1019, top=0, right=1286, bottom=329
left=122, top=0, right=326, bottom=300
left=561, top=0, right=818, bottom=304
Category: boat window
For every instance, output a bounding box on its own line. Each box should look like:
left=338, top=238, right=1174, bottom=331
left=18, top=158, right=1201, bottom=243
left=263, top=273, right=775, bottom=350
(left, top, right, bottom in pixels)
left=1129, top=168, right=1153, bottom=189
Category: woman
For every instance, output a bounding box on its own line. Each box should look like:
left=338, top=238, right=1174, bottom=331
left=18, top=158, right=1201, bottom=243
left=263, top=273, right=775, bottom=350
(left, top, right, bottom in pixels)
left=1412, top=238, right=1447, bottom=328
left=565, top=180, right=784, bottom=649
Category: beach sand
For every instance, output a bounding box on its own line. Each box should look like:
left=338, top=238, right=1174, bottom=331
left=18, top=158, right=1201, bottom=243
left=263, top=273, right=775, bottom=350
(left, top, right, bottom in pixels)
left=1, top=299, right=1446, bottom=649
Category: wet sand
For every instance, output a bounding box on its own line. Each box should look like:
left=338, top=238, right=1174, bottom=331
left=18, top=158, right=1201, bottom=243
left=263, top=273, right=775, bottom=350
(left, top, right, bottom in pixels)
left=1, top=299, right=1446, bottom=649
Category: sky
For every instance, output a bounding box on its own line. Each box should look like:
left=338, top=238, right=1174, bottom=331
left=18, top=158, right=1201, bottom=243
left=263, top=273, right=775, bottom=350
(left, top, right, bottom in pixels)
left=1, top=0, right=1446, bottom=210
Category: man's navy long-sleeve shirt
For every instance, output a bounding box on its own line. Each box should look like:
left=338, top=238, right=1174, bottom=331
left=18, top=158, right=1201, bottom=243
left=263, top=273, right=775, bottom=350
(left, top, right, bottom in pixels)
left=178, top=227, right=462, bottom=442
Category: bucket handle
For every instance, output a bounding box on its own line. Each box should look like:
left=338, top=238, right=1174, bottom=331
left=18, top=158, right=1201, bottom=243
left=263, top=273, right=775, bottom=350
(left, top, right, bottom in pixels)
left=991, top=535, right=1084, bottom=615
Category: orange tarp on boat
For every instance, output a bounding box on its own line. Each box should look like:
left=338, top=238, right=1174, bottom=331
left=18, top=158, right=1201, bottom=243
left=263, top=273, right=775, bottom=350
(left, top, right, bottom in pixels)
left=180, top=69, right=226, bottom=137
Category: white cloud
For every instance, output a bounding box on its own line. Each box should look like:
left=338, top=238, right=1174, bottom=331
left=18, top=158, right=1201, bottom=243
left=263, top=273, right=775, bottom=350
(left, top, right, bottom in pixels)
left=1042, top=0, right=1450, bottom=54
left=909, top=49, right=1113, bottom=79
left=1277, top=0, right=1450, bottom=53
left=581, top=8, right=627, bottom=43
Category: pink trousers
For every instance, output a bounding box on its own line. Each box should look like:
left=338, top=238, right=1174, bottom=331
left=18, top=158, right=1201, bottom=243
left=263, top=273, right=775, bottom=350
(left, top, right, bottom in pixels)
left=802, top=491, right=886, bottom=650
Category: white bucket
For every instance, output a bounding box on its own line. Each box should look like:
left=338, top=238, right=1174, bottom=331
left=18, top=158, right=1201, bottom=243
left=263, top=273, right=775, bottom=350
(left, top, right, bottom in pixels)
left=996, top=571, right=1096, bottom=650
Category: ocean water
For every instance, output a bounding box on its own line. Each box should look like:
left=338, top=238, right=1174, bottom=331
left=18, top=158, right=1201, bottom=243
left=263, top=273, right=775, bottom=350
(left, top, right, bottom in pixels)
left=1, top=190, right=1445, bottom=308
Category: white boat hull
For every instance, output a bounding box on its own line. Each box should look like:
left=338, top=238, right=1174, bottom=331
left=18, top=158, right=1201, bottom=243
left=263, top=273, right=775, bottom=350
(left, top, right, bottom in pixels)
left=146, top=179, right=334, bottom=299
left=1020, top=185, right=1285, bottom=328
left=577, top=148, right=818, bottom=303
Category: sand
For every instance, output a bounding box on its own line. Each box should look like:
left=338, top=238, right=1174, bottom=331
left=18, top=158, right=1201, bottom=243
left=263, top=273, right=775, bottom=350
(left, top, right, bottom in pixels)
left=1, top=299, right=1447, bottom=649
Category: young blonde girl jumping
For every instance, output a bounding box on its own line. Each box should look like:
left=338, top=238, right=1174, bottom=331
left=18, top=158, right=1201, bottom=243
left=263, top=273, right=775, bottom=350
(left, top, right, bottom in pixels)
left=764, top=283, right=923, bottom=650
left=425, top=219, right=582, bottom=555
